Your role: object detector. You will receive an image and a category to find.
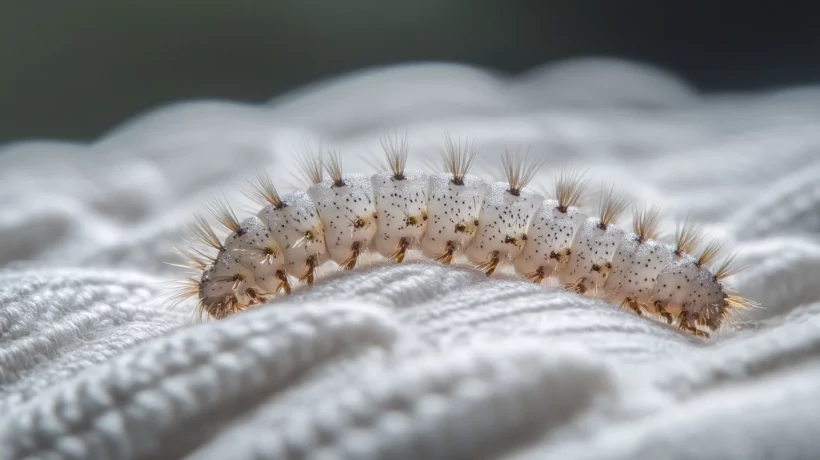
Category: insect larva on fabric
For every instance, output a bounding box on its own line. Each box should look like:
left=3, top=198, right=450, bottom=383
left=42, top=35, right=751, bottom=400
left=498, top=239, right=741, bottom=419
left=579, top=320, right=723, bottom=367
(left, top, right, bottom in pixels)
left=166, top=134, right=757, bottom=338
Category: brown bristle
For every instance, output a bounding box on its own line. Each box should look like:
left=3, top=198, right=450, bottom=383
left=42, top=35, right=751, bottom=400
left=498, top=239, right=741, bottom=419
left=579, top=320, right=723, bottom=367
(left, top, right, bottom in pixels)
left=714, top=251, right=747, bottom=280
left=163, top=277, right=202, bottom=310
left=697, top=239, right=725, bottom=267
left=674, top=215, right=704, bottom=256
left=341, top=241, right=363, bottom=270
left=724, top=294, right=759, bottom=310
left=248, top=241, right=279, bottom=265
left=299, top=255, right=319, bottom=285
left=204, top=296, right=244, bottom=320
left=598, top=184, right=629, bottom=228
left=476, top=250, right=501, bottom=276
left=180, top=241, right=218, bottom=264
left=442, top=132, right=477, bottom=185
left=524, top=266, right=548, bottom=284
left=204, top=196, right=242, bottom=234
left=632, top=204, right=662, bottom=242
left=169, top=245, right=210, bottom=271
left=381, top=129, right=410, bottom=180
left=389, top=237, right=411, bottom=263
left=555, top=167, right=587, bottom=211
left=501, top=148, right=543, bottom=196
left=295, top=145, right=324, bottom=186
left=187, top=214, right=224, bottom=251
left=325, top=149, right=345, bottom=187
left=434, top=241, right=457, bottom=265
left=276, top=269, right=292, bottom=295
left=245, top=171, right=284, bottom=208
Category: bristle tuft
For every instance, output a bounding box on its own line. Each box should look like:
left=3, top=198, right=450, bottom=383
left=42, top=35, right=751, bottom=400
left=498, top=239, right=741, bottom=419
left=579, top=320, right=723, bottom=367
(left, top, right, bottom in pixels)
left=632, top=204, right=662, bottom=241
left=296, top=144, right=324, bottom=186
left=245, top=171, right=283, bottom=208
left=204, top=196, right=241, bottom=234
left=715, top=251, right=747, bottom=280
left=724, top=294, right=759, bottom=311
left=442, top=132, right=477, bottom=185
left=325, top=149, right=345, bottom=186
left=697, top=238, right=725, bottom=267
left=674, top=214, right=704, bottom=255
left=501, top=148, right=543, bottom=196
left=598, top=184, right=629, bottom=227
left=187, top=214, right=224, bottom=251
left=381, top=129, right=410, bottom=180
left=555, top=166, right=588, bottom=211
left=170, top=245, right=210, bottom=271
left=164, top=277, right=201, bottom=310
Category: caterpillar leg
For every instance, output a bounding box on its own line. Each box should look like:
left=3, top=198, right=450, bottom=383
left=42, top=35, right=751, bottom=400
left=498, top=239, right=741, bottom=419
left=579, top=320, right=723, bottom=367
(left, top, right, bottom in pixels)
left=389, top=237, right=411, bottom=263
left=524, top=266, right=549, bottom=284
left=677, top=311, right=710, bottom=338
left=476, top=251, right=501, bottom=276
left=299, top=255, right=319, bottom=285
left=619, top=297, right=644, bottom=316
left=341, top=241, right=364, bottom=270
left=277, top=269, right=292, bottom=295
left=564, top=278, right=588, bottom=295
left=653, top=300, right=675, bottom=324
left=433, top=241, right=457, bottom=265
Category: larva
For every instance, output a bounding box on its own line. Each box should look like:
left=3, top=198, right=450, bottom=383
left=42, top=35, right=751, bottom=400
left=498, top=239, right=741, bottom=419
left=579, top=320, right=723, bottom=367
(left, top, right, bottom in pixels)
left=168, top=133, right=756, bottom=338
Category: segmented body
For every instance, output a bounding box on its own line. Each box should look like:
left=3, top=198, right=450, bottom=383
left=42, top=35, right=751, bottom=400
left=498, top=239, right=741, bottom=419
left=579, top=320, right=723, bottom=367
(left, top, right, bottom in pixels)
left=171, top=138, right=752, bottom=338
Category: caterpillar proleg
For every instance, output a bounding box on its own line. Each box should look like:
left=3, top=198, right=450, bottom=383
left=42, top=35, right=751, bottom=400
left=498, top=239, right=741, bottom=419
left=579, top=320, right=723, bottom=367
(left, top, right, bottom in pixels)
left=168, top=133, right=756, bottom=338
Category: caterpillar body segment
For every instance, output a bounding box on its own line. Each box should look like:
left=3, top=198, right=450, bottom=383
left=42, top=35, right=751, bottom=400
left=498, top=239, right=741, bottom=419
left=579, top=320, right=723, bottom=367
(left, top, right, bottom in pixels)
left=650, top=255, right=702, bottom=323
left=170, top=137, right=754, bottom=339
left=464, top=181, right=543, bottom=276
left=371, top=170, right=430, bottom=262
left=556, top=217, right=627, bottom=295
left=554, top=187, right=631, bottom=295
left=257, top=190, right=328, bottom=284
left=514, top=199, right=588, bottom=283
left=604, top=236, right=674, bottom=315
left=420, top=172, right=486, bottom=264
left=307, top=172, right=377, bottom=270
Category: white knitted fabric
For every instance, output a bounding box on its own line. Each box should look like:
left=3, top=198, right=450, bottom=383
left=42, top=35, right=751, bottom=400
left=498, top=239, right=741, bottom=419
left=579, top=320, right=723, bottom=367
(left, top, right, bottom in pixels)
left=2, top=58, right=820, bottom=460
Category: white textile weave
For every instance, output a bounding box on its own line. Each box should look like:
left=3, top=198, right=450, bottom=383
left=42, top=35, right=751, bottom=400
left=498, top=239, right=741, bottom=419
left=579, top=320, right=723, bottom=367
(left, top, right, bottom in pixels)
left=2, top=58, right=820, bottom=460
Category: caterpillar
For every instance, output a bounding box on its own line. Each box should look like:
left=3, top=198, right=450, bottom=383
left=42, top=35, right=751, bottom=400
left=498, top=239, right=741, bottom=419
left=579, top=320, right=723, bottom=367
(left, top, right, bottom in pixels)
left=167, top=133, right=756, bottom=338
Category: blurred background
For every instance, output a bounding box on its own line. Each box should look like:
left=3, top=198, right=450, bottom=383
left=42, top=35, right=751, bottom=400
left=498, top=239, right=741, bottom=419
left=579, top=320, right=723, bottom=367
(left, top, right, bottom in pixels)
left=2, top=0, right=819, bottom=144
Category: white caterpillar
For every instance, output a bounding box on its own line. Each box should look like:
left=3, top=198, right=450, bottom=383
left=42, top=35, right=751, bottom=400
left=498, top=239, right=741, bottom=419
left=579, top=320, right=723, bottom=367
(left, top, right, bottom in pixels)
left=168, top=134, right=755, bottom=338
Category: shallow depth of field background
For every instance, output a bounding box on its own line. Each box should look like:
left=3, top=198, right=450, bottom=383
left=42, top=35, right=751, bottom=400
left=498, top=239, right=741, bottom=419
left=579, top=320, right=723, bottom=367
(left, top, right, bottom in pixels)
left=2, top=0, right=820, bottom=143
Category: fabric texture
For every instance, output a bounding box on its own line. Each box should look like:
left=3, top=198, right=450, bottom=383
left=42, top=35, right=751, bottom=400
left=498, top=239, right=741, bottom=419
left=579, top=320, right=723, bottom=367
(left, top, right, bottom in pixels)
left=2, top=58, right=820, bottom=460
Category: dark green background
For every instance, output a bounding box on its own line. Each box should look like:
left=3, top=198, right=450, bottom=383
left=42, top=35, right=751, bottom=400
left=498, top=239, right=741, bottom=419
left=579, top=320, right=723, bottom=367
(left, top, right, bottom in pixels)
left=2, top=1, right=819, bottom=143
